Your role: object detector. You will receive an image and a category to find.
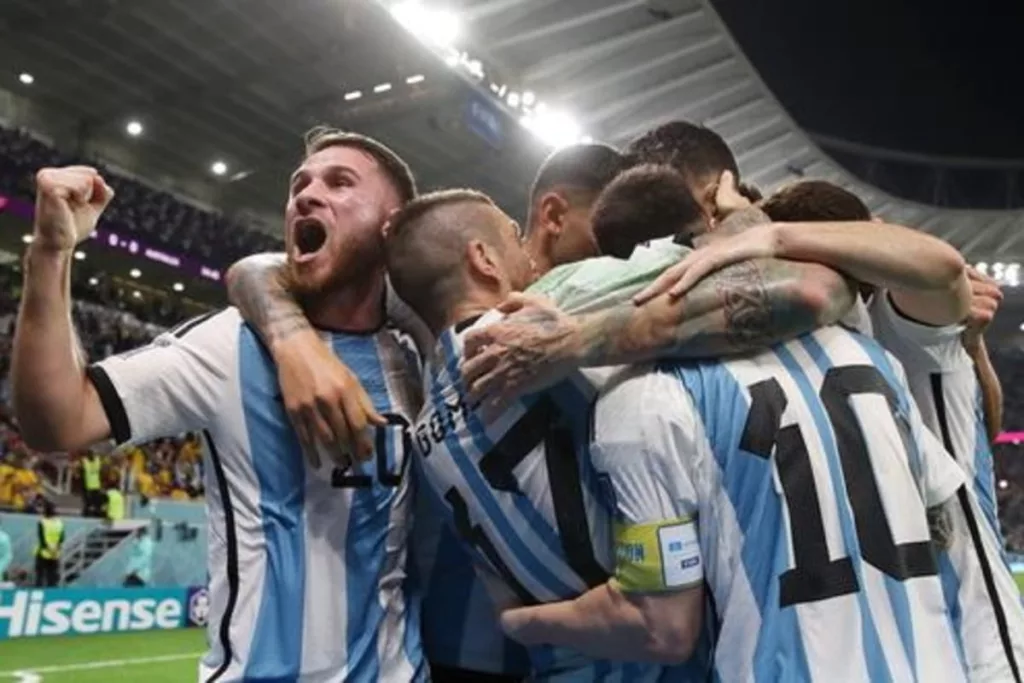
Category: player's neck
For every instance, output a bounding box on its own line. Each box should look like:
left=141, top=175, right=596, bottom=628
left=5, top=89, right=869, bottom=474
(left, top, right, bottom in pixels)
left=524, top=237, right=553, bottom=277
left=303, top=273, right=386, bottom=334
left=444, top=293, right=504, bottom=336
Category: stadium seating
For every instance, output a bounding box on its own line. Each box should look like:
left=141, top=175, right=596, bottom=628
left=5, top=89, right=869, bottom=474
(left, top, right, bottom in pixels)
left=0, top=125, right=281, bottom=270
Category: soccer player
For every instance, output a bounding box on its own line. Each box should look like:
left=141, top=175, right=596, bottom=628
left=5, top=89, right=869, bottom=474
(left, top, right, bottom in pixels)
left=223, top=142, right=628, bottom=683
left=498, top=165, right=974, bottom=681
left=668, top=179, right=1021, bottom=682
left=11, top=129, right=428, bottom=682
left=374, top=184, right=870, bottom=680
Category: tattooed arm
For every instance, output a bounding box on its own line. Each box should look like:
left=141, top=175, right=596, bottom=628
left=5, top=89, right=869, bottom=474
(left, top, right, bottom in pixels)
left=463, top=256, right=854, bottom=401
left=225, top=253, right=384, bottom=464
left=224, top=252, right=313, bottom=349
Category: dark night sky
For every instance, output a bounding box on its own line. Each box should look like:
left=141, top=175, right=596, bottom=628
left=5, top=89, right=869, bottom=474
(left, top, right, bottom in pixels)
left=710, top=0, right=1024, bottom=159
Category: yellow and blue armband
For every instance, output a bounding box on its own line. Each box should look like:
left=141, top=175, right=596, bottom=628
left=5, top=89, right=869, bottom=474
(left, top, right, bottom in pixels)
left=612, top=517, right=703, bottom=593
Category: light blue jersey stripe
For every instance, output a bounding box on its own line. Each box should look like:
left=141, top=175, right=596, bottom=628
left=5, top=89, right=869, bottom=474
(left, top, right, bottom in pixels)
left=428, top=333, right=577, bottom=599
left=239, top=327, right=307, bottom=680
left=777, top=341, right=892, bottom=682
left=672, top=360, right=813, bottom=682
left=337, top=335, right=395, bottom=681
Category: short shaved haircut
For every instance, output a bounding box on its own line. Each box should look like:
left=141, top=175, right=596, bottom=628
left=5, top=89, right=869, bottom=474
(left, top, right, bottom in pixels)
left=385, top=189, right=507, bottom=330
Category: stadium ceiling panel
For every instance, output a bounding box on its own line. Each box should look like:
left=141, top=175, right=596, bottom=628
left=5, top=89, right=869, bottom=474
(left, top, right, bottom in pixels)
left=454, top=0, right=1024, bottom=261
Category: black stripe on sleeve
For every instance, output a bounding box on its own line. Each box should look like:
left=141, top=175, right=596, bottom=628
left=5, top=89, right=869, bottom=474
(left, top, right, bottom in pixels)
left=931, top=373, right=1021, bottom=683
left=85, top=364, right=132, bottom=445
left=170, top=311, right=217, bottom=339
left=203, top=430, right=240, bottom=683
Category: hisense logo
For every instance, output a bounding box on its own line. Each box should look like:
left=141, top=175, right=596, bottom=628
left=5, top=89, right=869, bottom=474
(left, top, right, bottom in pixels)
left=0, top=591, right=182, bottom=638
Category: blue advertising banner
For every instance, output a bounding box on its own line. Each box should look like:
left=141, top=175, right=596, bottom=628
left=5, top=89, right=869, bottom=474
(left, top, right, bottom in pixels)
left=464, top=94, right=504, bottom=149
left=0, top=586, right=203, bottom=639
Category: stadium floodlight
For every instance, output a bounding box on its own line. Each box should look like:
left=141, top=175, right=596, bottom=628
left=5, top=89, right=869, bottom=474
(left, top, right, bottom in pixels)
left=522, top=91, right=536, bottom=107
left=406, top=74, right=426, bottom=85
left=374, top=82, right=393, bottom=93
left=173, top=282, right=185, bottom=292
left=18, top=72, right=33, bottom=85
left=133, top=291, right=142, bottom=299
left=126, top=120, right=143, bottom=137
left=21, top=234, right=33, bottom=244
left=343, top=91, right=362, bottom=101
left=507, top=92, right=520, bottom=108
left=1020, top=322, right=1024, bottom=332
left=211, top=161, right=228, bottom=176
left=391, top=1, right=461, bottom=50
left=73, top=251, right=85, bottom=261
left=88, top=277, right=98, bottom=286
left=1000, top=479, right=1010, bottom=490
left=129, top=268, right=141, bottom=278
left=521, top=109, right=586, bottom=149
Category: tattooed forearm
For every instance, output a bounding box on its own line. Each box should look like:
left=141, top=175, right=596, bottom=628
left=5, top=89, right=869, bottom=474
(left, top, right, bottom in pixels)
left=716, top=206, right=771, bottom=237
left=572, top=258, right=854, bottom=366
left=225, top=253, right=314, bottom=348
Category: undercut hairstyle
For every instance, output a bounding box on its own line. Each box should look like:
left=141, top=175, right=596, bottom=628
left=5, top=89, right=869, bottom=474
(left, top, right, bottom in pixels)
left=526, top=143, right=626, bottom=229
left=385, top=189, right=503, bottom=331
left=761, top=180, right=871, bottom=223
left=304, top=125, right=418, bottom=203
left=591, top=165, right=704, bottom=259
left=624, top=121, right=738, bottom=186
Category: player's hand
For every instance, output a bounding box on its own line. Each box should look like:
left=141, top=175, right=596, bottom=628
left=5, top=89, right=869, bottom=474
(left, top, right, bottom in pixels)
left=961, top=265, right=1002, bottom=352
left=712, top=169, right=751, bottom=221
left=273, top=329, right=386, bottom=469
left=33, top=166, right=114, bottom=252
left=461, top=293, right=580, bottom=409
left=633, top=222, right=780, bottom=303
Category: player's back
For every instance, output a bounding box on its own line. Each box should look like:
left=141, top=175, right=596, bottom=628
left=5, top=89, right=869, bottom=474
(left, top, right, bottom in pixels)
left=666, top=325, right=967, bottom=682
left=414, top=312, right=682, bottom=682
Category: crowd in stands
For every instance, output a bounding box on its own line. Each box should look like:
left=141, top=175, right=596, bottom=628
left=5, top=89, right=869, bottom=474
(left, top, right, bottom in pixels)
left=0, top=125, right=281, bottom=270
left=0, top=264, right=204, bottom=515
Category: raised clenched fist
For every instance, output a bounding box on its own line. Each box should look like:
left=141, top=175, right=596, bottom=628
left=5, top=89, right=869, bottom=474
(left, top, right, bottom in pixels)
left=33, top=166, right=114, bottom=252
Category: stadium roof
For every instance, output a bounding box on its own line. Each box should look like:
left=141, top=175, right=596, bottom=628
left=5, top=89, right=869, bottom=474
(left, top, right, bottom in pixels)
left=3, top=0, right=1022, bottom=265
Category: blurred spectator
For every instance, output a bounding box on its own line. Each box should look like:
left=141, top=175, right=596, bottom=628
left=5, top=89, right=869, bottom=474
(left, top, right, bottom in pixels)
left=0, top=125, right=281, bottom=270
left=81, top=451, right=104, bottom=517
left=124, top=527, right=154, bottom=587
left=34, top=500, right=63, bottom=587
left=0, top=519, right=11, bottom=582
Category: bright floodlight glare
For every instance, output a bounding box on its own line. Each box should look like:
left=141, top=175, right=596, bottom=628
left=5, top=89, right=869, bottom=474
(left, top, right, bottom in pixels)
left=392, top=2, right=461, bottom=50
left=21, top=234, right=33, bottom=244
left=133, top=290, right=142, bottom=299
left=173, top=282, right=185, bottom=292
left=126, top=120, right=143, bottom=137
left=18, top=72, right=33, bottom=85
left=129, top=268, right=141, bottom=278
left=343, top=91, right=362, bottom=101
left=507, top=92, right=520, bottom=107
left=374, top=83, right=393, bottom=93
left=406, top=74, right=426, bottom=85
left=999, top=479, right=1009, bottom=490
left=73, top=251, right=85, bottom=261
left=88, top=277, right=98, bottom=286
left=211, top=160, right=228, bottom=176
left=522, top=91, right=536, bottom=106
left=523, top=109, right=584, bottom=149
left=1019, top=322, right=1024, bottom=332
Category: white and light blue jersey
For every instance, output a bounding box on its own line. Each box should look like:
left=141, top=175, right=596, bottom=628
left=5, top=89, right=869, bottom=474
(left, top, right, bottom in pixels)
left=869, top=291, right=1024, bottom=680
left=412, top=312, right=685, bottom=682
left=411, top=480, right=531, bottom=676
left=88, top=308, right=427, bottom=683
left=594, top=325, right=969, bottom=682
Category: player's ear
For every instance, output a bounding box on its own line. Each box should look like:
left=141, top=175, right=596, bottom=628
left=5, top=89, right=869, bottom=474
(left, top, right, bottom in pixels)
left=466, top=239, right=502, bottom=285
left=537, top=191, right=570, bottom=236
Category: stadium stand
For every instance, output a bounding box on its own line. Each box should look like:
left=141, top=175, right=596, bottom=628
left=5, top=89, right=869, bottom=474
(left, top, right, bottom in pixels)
left=0, top=125, right=281, bottom=270
left=0, top=261, right=205, bottom=517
